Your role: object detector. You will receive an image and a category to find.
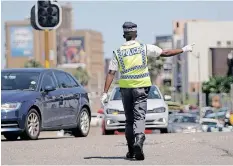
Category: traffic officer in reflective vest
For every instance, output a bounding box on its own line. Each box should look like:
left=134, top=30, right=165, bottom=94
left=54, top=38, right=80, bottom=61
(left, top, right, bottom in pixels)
left=101, top=22, right=195, bottom=160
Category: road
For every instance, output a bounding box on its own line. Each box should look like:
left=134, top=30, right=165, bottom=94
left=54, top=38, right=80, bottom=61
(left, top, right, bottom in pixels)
left=2, top=127, right=233, bottom=165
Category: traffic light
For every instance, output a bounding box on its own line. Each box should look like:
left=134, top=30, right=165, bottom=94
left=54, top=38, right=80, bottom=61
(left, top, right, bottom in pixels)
left=30, top=0, right=62, bottom=30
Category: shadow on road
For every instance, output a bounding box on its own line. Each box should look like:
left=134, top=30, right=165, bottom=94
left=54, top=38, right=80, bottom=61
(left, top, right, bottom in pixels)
left=84, top=156, right=135, bottom=161
left=1, top=136, right=73, bottom=142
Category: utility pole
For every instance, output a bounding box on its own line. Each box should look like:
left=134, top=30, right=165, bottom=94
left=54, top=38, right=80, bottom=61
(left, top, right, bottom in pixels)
left=231, top=84, right=233, bottom=111
left=44, top=30, right=50, bottom=68
left=197, top=52, right=202, bottom=113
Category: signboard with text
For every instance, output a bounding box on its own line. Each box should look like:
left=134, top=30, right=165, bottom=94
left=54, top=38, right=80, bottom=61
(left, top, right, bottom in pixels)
left=10, top=26, right=34, bottom=57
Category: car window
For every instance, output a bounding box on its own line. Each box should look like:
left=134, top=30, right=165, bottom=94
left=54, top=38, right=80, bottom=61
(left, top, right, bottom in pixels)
left=55, top=71, right=74, bottom=88
left=110, top=86, right=161, bottom=100
left=41, top=72, right=56, bottom=91
left=66, top=74, right=79, bottom=87
left=1, top=72, right=40, bottom=91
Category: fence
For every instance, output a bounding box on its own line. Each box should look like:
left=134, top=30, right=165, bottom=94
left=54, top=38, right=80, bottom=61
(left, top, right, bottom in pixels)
left=173, top=88, right=233, bottom=111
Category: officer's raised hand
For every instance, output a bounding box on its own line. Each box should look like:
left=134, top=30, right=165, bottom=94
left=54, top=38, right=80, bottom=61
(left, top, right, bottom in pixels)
left=181, top=43, right=195, bottom=52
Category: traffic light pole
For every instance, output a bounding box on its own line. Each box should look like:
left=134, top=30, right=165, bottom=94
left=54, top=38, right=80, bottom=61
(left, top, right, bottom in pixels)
left=44, top=30, right=50, bottom=68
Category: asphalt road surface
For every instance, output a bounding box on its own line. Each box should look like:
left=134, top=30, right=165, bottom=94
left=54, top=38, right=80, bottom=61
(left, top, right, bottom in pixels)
left=2, top=128, right=233, bottom=165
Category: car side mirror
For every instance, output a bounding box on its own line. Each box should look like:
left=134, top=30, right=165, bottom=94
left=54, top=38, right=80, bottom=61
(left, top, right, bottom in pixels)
left=164, top=95, right=172, bottom=101
left=44, top=85, right=56, bottom=92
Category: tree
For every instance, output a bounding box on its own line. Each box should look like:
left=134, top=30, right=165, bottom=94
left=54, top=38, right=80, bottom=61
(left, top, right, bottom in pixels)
left=147, top=56, right=165, bottom=82
left=202, top=76, right=233, bottom=106
left=24, top=59, right=43, bottom=68
left=73, top=67, right=90, bottom=86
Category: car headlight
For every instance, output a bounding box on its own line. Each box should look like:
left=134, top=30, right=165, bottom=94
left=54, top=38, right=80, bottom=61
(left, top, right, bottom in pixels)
left=151, top=107, right=166, bottom=113
left=1, top=102, right=22, bottom=111
left=106, top=109, right=119, bottom=114
left=226, top=112, right=230, bottom=118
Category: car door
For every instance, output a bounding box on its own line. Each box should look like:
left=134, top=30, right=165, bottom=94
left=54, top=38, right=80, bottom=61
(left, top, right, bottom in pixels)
left=65, top=73, right=81, bottom=123
left=54, top=71, right=78, bottom=126
left=40, top=71, right=64, bottom=128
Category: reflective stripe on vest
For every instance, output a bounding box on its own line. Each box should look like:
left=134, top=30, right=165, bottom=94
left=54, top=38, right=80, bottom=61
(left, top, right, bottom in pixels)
left=114, top=42, right=151, bottom=88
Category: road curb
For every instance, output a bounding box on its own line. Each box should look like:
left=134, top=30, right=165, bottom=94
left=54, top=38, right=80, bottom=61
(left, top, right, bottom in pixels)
left=90, top=113, right=103, bottom=127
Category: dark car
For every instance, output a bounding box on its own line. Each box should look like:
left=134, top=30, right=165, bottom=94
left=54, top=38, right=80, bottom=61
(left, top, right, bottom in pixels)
left=1, top=68, right=91, bottom=141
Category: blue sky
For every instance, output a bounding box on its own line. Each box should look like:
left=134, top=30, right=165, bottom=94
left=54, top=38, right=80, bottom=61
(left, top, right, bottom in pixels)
left=1, top=1, right=233, bottom=68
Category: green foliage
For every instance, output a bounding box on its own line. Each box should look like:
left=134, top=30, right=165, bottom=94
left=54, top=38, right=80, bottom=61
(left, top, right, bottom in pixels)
left=147, top=56, right=166, bottom=81
left=24, top=59, right=43, bottom=68
left=73, top=67, right=90, bottom=86
left=202, top=76, right=233, bottom=94
left=160, top=85, right=171, bottom=95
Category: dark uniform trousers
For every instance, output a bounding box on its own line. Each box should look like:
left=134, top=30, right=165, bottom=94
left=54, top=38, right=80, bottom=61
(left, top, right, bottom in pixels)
left=120, top=87, right=150, bottom=145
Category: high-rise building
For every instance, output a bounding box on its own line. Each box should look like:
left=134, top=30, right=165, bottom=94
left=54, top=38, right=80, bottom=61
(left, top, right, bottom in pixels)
left=172, top=19, right=205, bottom=96
left=155, top=35, right=173, bottom=87
left=58, top=3, right=74, bottom=31
left=183, top=21, right=233, bottom=93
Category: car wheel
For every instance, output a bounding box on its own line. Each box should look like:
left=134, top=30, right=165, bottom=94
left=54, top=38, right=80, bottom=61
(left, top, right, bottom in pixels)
left=160, top=128, right=168, bottom=134
left=3, top=133, right=19, bottom=141
left=72, top=107, right=90, bottom=137
left=20, top=109, right=41, bottom=140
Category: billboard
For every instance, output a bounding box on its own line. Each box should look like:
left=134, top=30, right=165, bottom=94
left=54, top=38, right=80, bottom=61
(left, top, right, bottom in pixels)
left=62, top=36, right=86, bottom=64
left=10, top=26, right=34, bottom=57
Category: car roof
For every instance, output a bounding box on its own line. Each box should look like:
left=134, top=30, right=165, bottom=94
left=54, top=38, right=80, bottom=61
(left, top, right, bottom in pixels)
left=172, top=113, right=197, bottom=117
left=1, top=68, right=65, bottom=73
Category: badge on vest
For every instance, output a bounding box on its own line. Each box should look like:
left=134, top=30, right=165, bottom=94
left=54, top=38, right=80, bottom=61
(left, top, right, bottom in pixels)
left=120, top=47, right=141, bottom=57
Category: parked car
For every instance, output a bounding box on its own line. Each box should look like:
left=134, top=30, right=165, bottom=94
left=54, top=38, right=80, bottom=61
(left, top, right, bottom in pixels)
left=102, top=85, right=169, bottom=135
left=168, top=113, right=202, bottom=133
left=203, top=108, right=232, bottom=127
left=1, top=68, right=91, bottom=141
left=200, top=118, right=223, bottom=132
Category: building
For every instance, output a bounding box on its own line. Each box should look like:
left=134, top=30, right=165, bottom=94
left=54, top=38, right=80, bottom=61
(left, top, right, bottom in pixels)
left=155, top=35, right=173, bottom=87
left=183, top=21, right=233, bottom=93
left=58, top=3, right=74, bottom=31
left=4, top=19, right=57, bottom=68
left=172, top=19, right=206, bottom=98
left=57, top=29, right=105, bottom=96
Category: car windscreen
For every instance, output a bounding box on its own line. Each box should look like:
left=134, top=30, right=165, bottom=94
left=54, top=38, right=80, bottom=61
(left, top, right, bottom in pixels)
left=110, top=86, right=161, bottom=100
left=1, top=72, right=40, bottom=91
left=201, top=122, right=217, bottom=126
left=204, top=111, right=226, bottom=119
left=173, top=115, right=197, bottom=123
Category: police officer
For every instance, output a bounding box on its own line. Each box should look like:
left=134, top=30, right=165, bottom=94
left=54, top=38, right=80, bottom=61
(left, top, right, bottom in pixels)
left=101, top=22, right=195, bottom=160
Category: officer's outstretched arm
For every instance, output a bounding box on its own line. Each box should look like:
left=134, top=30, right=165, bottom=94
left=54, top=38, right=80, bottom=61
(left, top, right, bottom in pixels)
left=160, top=43, right=195, bottom=57
left=103, top=70, right=116, bottom=93
left=160, top=49, right=183, bottom=57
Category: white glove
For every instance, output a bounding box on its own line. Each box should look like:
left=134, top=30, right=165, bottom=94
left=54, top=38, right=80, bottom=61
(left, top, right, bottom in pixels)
left=101, top=93, right=108, bottom=106
left=182, top=43, right=195, bottom=52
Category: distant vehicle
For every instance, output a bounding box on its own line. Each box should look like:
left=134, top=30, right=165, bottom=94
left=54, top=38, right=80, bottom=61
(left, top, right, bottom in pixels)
left=200, top=118, right=223, bottom=132
left=102, top=85, right=169, bottom=135
left=1, top=68, right=91, bottom=141
left=203, top=108, right=232, bottom=127
left=168, top=113, right=202, bottom=133
left=166, top=101, right=183, bottom=114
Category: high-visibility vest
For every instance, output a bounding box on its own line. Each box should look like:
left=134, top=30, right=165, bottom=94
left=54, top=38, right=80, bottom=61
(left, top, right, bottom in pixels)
left=114, top=41, right=152, bottom=88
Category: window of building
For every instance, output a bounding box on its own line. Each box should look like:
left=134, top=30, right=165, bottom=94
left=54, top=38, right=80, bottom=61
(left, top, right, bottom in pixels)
left=176, top=22, right=179, bottom=28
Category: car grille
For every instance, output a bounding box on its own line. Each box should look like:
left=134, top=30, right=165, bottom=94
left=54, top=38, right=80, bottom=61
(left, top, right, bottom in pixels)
left=1, top=121, right=19, bottom=128
left=118, top=120, right=154, bottom=124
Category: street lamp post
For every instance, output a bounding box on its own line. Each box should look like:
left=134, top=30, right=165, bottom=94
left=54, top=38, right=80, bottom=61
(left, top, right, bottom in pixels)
left=197, top=52, right=202, bottom=111
left=227, top=50, right=233, bottom=76
left=192, top=52, right=202, bottom=111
